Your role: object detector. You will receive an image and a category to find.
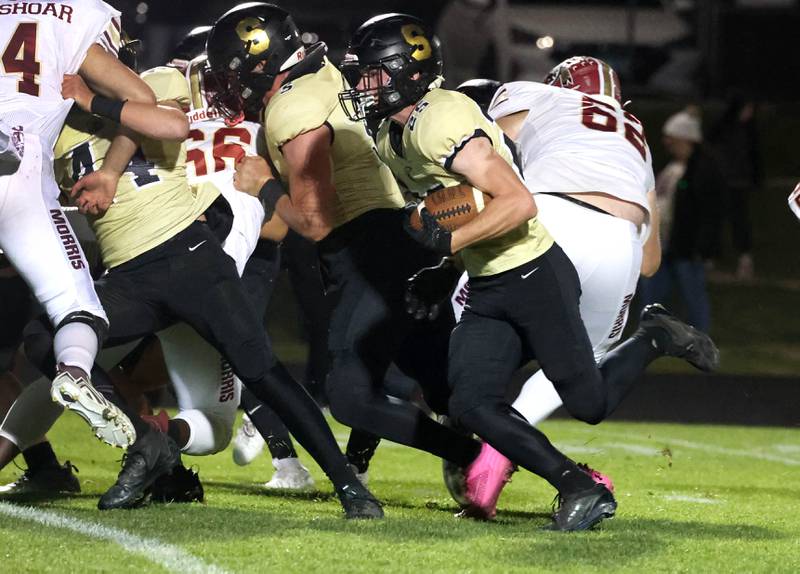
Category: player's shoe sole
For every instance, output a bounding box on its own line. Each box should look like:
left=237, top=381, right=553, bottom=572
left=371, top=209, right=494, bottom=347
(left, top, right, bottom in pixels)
left=640, top=304, right=720, bottom=372
left=51, top=371, right=136, bottom=448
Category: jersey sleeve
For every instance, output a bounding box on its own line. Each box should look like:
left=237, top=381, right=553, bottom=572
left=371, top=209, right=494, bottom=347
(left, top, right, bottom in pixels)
left=65, top=1, right=122, bottom=73
left=265, top=89, right=334, bottom=149
left=413, top=96, right=491, bottom=169
left=140, top=67, right=191, bottom=109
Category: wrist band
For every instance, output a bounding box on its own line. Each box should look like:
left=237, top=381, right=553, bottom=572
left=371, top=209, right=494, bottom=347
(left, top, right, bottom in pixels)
left=258, top=178, right=287, bottom=210
left=258, top=178, right=287, bottom=219
left=90, top=95, right=126, bottom=124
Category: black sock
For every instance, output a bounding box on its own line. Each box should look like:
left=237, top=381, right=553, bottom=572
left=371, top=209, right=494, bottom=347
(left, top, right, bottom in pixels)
left=243, top=361, right=356, bottom=489
left=22, top=442, right=60, bottom=472
left=240, top=387, right=297, bottom=459
left=345, top=430, right=381, bottom=473
left=598, top=332, right=662, bottom=417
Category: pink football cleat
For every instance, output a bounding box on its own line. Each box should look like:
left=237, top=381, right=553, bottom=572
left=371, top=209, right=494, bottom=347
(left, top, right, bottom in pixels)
left=577, top=462, right=615, bottom=493
left=460, top=443, right=516, bottom=520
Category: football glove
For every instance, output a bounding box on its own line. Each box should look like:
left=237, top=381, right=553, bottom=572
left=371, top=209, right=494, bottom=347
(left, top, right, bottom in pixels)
left=402, top=205, right=452, bottom=256
left=405, top=257, right=462, bottom=321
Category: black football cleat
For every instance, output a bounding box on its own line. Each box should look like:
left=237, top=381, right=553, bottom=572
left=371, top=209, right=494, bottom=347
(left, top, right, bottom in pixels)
left=150, top=464, right=204, bottom=504
left=336, top=482, right=384, bottom=519
left=639, top=304, right=720, bottom=372
left=544, top=483, right=617, bottom=532
left=0, top=461, right=80, bottom=495
left=98, top=430, right=181, bottom=510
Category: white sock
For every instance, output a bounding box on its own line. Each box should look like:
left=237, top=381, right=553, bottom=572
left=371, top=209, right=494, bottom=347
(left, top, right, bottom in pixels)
left=511, top=369, right=564, bottom=425
left=54, top=322, right=98, bottom=376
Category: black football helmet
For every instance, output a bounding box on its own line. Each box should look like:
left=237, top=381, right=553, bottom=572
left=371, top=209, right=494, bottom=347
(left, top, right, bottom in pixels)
left=170, top=26, right=212, bottom=64
left=205, top=2, right=304, bottom=121
left=339, top=13, right=443, bottom=122
left=456, top=79, right=501, bottom=112
left=119, top=30, right=141, bottom=72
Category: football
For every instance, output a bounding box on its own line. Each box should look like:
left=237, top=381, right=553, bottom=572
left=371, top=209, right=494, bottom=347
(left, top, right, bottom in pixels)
left=409, top=184, right=491, bottom=232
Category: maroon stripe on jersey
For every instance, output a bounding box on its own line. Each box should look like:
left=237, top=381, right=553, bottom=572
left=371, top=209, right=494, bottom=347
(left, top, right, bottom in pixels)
left=102, top=31, right=118, bottom=55
left=111, top=17, right=121, bottom=33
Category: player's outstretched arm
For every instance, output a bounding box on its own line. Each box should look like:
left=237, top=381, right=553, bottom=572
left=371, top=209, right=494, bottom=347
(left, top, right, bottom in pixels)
left=640, top=188, right=661, bottom=277
left=73, top=45, right=189, bottom=141
left=448, top=137, right=536, bottom=253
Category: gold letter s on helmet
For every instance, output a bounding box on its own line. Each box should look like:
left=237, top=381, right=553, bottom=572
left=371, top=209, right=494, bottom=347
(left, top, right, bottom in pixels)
left=236, top=18, right=270, bottom=55
left=401, top=24, right=431, bottom=61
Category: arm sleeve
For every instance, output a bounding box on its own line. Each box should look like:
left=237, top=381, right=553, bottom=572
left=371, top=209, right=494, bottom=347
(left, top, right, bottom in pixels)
left=140, top=67, right=191, bottom=109
left=414, top=99, right=491, bottom=169
left=68, top=1, right=122, bottom=73
left=266, top=94, right=333, bottom=150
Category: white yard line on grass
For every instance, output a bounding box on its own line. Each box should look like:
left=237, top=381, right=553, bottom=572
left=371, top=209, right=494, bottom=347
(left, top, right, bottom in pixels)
left=663, top=494, right=723, bottom=504
left=0, top=502, right=230, bottom=574
left=570, top=428, right=800, bottom=467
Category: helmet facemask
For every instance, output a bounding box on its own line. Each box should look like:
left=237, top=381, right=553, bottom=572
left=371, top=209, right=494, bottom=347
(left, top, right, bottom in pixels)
left=339, top=54, right=412, bottom=122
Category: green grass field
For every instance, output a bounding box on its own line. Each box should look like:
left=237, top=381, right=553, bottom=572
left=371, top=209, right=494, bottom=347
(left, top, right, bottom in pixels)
left=2, top=414, right=799, bottom=573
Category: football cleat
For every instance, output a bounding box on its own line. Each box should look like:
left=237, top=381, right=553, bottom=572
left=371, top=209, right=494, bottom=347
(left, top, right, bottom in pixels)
left=577, top=462, right=615, bottom=493
left=336, top=482, right=384, bottom=520
left=51, top=368, right=136, bottom=448
left=442, top=459, right=469, bottom=507
left=459, top=443, right=516, bottom=520
left=151, top=464, right=204, bottom=503
left=639, top=304, right=720, bottom=372
left=0, top=461, right=80, bottom=495
left=544, top=483, right=617, bottom=532
left=232, top=414, right=265, bottom=466
left=98, top=430, right=181, bottom=510
left=264, top=457, right=315, bottom=491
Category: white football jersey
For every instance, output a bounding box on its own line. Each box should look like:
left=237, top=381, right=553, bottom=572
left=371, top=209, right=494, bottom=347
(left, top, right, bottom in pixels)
left=0, top=0, right=121, bottom=151
left=185, top=105, right=265, bottom=274
left=489, top=81, right=654, bottom=215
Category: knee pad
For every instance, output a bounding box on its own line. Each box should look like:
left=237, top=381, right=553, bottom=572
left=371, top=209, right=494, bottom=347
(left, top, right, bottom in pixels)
left=55, top=310, right=108, bottom=347
left=173, top=407, right=235, bottom=456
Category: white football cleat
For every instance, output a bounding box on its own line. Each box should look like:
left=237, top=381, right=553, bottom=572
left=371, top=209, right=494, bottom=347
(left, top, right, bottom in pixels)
left=232, top=414, right=265, bottom=466
left=264, top=457, right=315, bottom=490
left=50, top=370, right=135, bottom=448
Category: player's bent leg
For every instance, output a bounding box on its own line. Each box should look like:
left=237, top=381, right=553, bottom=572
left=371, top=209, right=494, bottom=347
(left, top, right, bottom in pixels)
left=170, top=245, right=381, bottom=518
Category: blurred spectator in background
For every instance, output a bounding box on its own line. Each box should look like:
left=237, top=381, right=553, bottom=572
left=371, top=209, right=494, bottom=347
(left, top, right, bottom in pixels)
left=639, top=108, right=724, bottom=332
left=708, top=93, right=761, bottom=281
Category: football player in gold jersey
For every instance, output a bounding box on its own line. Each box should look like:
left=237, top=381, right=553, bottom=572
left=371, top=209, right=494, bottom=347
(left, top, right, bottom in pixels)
left=15, top=58, right=382, bottom=517
left=208, top=3, right=486, bottom=486
left=340, top=13, right=719, bottom=530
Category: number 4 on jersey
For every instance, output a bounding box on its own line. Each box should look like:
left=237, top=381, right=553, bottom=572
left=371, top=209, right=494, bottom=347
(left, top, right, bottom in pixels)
left=1, top=23, right=40, bottom=96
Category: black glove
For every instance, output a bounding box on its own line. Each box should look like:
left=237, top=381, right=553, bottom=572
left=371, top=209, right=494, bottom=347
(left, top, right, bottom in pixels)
left=403, top=205, right=452, bottom=256
left=405, top=257, right=462, bottom=321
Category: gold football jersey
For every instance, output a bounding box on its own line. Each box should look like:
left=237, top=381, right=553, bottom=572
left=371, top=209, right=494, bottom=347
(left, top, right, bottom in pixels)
left=54, top=66, right=219, bottom=269
left=376, top=88, right=553, bottom=277
left=263, top=57, right=404, bottom=228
